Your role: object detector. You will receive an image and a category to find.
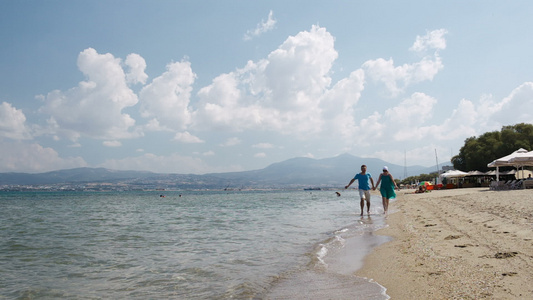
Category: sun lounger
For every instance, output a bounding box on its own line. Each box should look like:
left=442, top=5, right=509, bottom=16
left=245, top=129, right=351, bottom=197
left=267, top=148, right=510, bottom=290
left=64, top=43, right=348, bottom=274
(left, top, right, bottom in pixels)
left=489, top=181, right=498, bottom=190
left=510, top=180, right=523, bottom=189
left=523, top=180, right=533, bottom=189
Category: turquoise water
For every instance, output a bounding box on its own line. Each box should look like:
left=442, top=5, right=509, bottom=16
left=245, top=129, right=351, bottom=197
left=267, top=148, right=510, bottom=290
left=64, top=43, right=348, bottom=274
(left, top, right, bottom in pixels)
left=0, top=190, right=391, bottom=299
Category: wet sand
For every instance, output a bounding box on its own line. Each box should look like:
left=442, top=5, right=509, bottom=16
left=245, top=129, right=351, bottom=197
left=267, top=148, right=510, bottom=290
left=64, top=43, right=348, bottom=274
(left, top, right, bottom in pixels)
left=357, top=187, right=533, bottom=299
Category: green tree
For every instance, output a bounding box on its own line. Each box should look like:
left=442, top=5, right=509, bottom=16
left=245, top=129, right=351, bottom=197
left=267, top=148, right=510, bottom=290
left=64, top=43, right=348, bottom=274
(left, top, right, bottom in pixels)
left=452, top=123, right=533, bottom=172
left=400, top=173, right=437, bottom=185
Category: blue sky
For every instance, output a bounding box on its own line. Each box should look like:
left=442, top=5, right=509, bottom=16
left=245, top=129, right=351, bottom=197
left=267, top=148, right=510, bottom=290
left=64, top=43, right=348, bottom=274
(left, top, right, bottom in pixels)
left=1, top=1, right=533, bottom=175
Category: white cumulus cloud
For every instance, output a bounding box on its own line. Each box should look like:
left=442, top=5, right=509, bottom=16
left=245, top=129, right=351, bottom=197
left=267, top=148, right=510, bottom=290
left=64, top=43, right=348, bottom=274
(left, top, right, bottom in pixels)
left=139, top=60, right=196, bottom=132
left=174, top=131, right=204, bottom=143
left=0, top=141, right=87, bottom=172
left=384, top=92, right=438, bottom=141
left=103, top=140, right=122, bottom=147
left=254, top=152, right=266, bottom=158
left=362, top=56, right=443, bottom=97
left=252, top=143, right=274, bottom=149
left=220, top=137, right=241, bottom=147
left=363, top=29, right=446, bottom=97
left=410, top=29, right=448, bottom=53
left=244, top=10, right=277, bottom=40
left=0, top=102, right=32, bottom=140
left=125, top=53, right=148, bottom=85
left=24, top=27, right=504, bottom=172
left=38, top=48, right=141, bottom=141
left=194, top=25, right=338, bottom=138
left=101, top=152, right=224, bottom=174
left=488, top=82, right=533, bottom=125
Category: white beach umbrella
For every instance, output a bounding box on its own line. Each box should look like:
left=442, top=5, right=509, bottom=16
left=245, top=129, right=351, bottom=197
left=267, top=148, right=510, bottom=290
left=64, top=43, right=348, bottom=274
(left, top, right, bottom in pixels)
left=441, top=170, right=469, bottom=178
left=440, top=170, right=468, bottom=186
left=487, top=148, right=529, bottom=167
left=487, top=148, right=529, bottom=181
left=508, top=150, right=533, bottom=166
left=467, top=170, right=486, bottom=176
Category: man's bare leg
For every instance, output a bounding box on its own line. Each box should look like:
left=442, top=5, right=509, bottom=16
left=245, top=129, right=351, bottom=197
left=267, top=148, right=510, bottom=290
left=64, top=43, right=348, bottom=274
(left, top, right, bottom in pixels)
left=360, top=198, right=365, bottom=216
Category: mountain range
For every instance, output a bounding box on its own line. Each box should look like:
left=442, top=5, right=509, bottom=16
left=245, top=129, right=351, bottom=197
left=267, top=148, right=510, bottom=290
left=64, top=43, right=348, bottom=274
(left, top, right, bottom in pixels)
left=0, top=153, right=451, bottom=189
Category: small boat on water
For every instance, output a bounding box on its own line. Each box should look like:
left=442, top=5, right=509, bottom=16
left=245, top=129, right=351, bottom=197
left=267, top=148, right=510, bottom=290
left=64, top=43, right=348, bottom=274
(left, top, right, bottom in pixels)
left=303, top=187, right=321, bottom=191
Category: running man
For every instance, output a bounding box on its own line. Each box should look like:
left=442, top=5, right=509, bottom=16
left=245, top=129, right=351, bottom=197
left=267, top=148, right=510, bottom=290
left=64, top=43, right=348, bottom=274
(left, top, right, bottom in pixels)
left=345, top=164, right=375, bottom=216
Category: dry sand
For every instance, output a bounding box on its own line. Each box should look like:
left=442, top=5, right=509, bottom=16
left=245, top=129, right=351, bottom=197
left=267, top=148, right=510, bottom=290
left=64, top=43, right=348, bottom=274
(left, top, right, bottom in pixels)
left=357, top=187, right=533, bottom=299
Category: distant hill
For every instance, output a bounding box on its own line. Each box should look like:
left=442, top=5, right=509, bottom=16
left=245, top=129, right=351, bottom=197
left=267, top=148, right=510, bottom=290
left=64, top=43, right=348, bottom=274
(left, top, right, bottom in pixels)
left=210, top=153, right=447, bottom=187
left=0, top=154, right=450, bottom=189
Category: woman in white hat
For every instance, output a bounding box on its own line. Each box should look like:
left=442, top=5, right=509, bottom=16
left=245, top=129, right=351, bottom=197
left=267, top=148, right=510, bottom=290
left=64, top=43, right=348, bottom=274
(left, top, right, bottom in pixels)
left=374, top=166, right=399, bottom=215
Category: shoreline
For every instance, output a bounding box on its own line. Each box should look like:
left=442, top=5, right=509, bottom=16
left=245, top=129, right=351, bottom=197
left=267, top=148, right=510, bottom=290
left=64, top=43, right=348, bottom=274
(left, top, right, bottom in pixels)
left=356, top=188, right=533, bottom=299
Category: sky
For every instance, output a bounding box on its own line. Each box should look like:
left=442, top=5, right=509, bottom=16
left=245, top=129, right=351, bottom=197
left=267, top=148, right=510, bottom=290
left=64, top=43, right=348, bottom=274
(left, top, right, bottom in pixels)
left=1, top=1, right=533, bottom=176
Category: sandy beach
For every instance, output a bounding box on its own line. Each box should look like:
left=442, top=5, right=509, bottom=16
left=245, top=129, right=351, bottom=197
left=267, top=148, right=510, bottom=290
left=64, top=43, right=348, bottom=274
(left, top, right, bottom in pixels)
left=357, top=187, right=533, bottom=299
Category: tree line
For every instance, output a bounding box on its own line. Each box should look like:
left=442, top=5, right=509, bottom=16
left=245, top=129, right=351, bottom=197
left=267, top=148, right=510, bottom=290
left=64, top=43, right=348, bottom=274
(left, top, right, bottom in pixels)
left=399, top=173, right=436, bottom=185
left=398, top=123, right=533, bottom=185
left=451, top=123, right=533, bottom=172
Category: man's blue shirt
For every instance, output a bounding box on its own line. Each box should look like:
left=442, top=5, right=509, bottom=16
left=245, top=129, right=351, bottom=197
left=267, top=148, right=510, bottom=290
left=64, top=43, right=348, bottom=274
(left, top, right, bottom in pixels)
left=354, top=173, right=372, bottom=190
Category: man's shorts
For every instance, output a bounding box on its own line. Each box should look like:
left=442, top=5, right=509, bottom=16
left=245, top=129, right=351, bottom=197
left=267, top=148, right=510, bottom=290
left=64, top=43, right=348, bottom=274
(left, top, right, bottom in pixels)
left=358, top=189, right=371, bottom=200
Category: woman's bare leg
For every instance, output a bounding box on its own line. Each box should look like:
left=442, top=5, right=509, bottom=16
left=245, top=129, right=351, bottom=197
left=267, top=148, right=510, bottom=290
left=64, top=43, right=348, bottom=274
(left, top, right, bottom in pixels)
left=382, top=197, right=389, bottom=214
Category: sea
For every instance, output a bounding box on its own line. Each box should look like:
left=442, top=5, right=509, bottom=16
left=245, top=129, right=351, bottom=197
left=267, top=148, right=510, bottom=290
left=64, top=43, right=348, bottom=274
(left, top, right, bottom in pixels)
left=0, top=189, right=392, bottom=299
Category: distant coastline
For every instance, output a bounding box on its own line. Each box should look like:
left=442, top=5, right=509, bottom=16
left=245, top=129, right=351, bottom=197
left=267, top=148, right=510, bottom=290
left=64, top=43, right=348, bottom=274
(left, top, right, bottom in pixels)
left=0, top=154, right=451, bottom=190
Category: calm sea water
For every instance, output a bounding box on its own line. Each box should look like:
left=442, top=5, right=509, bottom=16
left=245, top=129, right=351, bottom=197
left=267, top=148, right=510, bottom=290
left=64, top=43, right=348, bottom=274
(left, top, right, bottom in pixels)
left=0, top=190, right=391, bottom=299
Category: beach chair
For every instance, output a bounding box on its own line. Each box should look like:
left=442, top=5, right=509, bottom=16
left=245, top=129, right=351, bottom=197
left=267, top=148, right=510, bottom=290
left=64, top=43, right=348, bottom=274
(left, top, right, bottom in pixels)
left=504, top=180, right=516, bottom=190
left=524, top=180, right=533, bottom=189
left=489, top=181, right=498, bottom=190
left=497, top=181, right=508, bottom=190
left=511, top=180, right=523, bottom=189
left=518, top=180, right=524, bottom=189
